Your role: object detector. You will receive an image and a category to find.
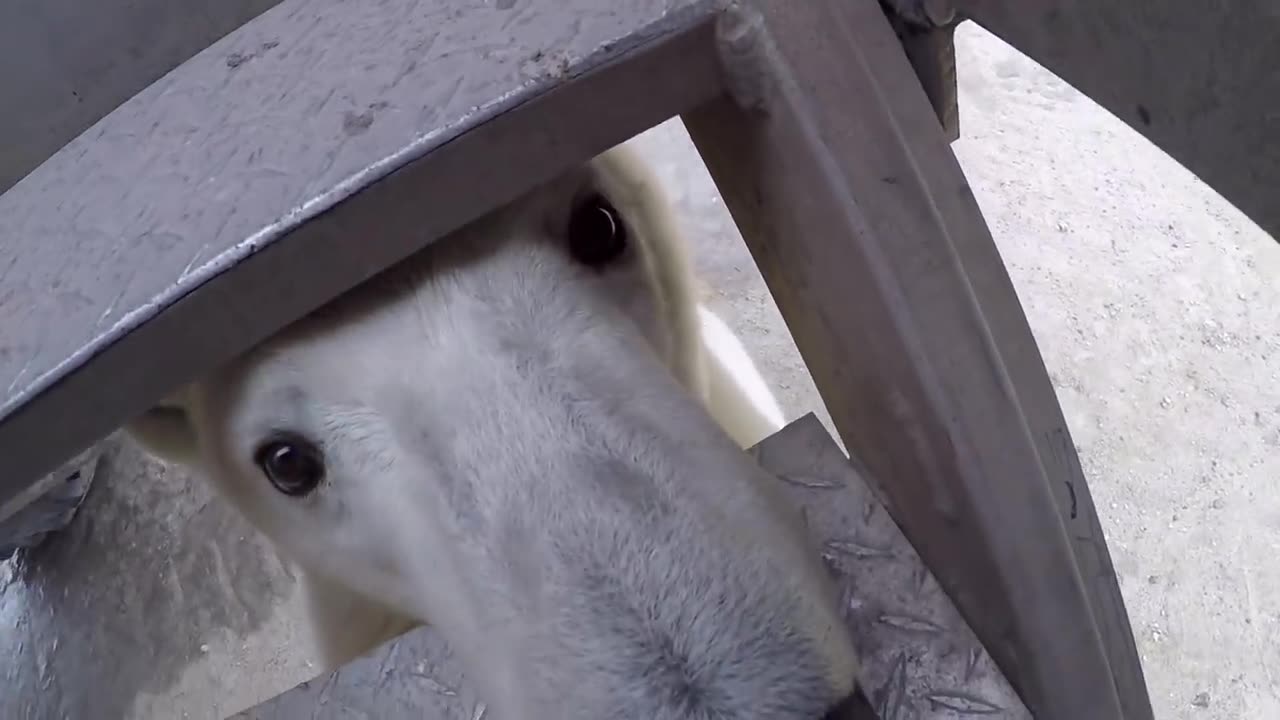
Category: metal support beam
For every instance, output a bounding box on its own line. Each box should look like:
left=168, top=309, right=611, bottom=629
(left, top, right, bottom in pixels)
left=0, top=0, right=283, bottom=193
left=0, top=0, right=725, bottom=507
left=683, top=1, right=1145, bottom=716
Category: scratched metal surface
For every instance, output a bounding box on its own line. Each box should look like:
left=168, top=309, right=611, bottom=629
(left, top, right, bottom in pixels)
left=236, top=415, right=1031, bottom=719
left=0, top=0, right=283, bottom=194
left=0, top=0, right=721, bottom=504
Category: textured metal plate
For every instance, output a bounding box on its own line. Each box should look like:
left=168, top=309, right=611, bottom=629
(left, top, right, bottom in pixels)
left=0, top=0, right=724, bottom=506
left=234, top=415, right=1030, bottom=719
left=0, top=0, right=282, bottom=194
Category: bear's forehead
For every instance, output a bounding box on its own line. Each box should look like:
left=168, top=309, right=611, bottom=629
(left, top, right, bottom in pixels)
left=201, top=154, right=672, bottom=424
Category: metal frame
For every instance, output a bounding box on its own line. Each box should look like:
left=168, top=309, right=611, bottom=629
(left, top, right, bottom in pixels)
left=5, top=0, right=1271, bottom=715
left=0, top=0, right=727, bottom=498
left=684, top=3, right=1133, bottom=716
left=0, top=0, right=283, bottom=195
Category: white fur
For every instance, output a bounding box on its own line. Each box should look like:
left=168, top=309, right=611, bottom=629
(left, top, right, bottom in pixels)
left=696, top=306, right=786, bottom=449
left=126, top=140, right=857, bottom=718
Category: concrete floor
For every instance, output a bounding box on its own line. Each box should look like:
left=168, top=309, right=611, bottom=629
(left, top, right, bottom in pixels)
left=2, top=23, right=1277, bottom=719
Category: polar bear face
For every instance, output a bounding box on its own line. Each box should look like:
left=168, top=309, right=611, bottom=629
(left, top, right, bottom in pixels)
left=128, top=142, right=707, bottom=613
left=126, top=144, right=855, bottom=719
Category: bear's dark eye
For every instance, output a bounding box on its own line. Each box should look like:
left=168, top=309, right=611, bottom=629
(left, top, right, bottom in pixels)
left=567, top=194, right=627, bottom=268
left=254, top=435, right=325, bottom=497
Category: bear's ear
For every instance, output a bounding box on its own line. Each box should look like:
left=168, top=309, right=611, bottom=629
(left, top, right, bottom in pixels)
left=125, top=392, right=200, bottom=466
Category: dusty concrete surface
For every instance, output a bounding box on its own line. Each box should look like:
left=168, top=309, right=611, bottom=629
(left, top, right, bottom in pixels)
left=0, top=23, right=1276, bottom=719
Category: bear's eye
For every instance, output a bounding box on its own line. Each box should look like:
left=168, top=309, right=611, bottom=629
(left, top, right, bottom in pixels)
left=567, top=194, right=628, bottom=268
left=254, top=435, right=325, bottom=497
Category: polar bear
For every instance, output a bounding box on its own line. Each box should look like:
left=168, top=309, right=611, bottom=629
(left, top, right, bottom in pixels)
left=126, top=140, right=858, bottom=719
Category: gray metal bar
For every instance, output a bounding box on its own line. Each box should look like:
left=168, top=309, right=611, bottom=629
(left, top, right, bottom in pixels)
left=0, top=0, right=726, bottom=507
left=957, top=0, right=1280, bottom=243
left=683, top=0, right=1138, bottom=716
left=0, top=0, right=283, bottom=194
left=234, top=415, right=1030, bottom=719
left=943, top=4, right=1256, bottom=710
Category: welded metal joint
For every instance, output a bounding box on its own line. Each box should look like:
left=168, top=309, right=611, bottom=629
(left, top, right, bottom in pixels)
left=880, top=0, right=958, bottom=28
left=879, top=0, right=963, bottom=141
left=713, top=2, right=779, bottom=113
